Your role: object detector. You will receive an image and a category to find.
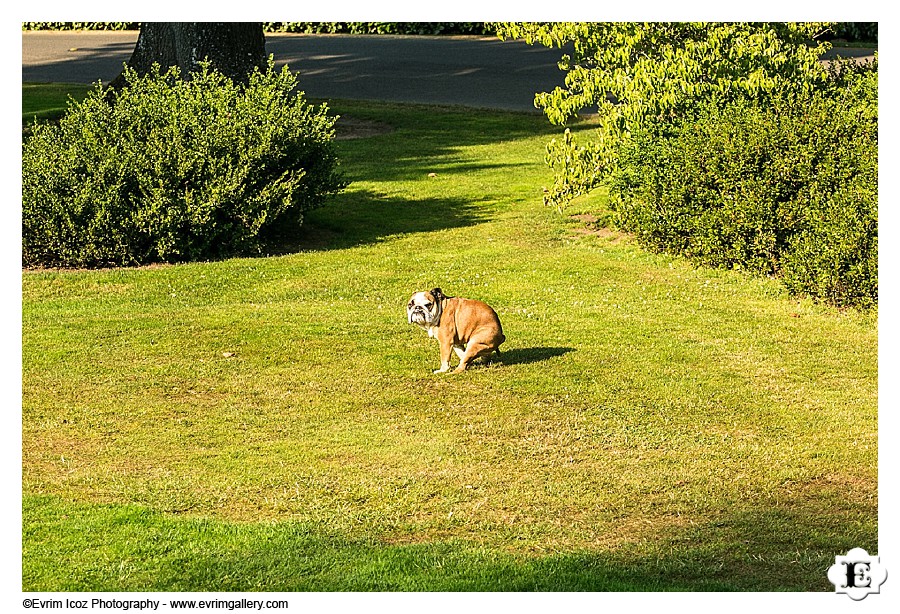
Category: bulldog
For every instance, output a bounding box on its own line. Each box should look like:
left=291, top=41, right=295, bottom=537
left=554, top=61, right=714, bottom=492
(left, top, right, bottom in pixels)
left=407, top=288, right=506, bottom=374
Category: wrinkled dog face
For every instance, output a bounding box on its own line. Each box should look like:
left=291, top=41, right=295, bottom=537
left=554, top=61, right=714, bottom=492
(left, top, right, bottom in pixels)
left=407, top=291, right=440, bottom=327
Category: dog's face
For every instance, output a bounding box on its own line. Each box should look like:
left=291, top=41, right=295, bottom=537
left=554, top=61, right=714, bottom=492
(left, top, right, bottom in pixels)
left=407, top=288, right=443, bottom=327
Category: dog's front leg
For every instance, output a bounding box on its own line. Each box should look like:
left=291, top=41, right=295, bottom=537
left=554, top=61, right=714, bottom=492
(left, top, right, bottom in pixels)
left=434, top=336, right=453, bottom=374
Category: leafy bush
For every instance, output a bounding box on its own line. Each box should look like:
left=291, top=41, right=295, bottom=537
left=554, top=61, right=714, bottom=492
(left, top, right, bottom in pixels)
left=494, top=22, right=835, bottom=210
left=22, top=22, right=496, bottom=35
left=22, top=62, right=346, bottom=268
left=779, top=65, right=878, bottom=307
left=830, top=22, right=878, bottom=42
left=608, top=61, right=877, bottom=307
left=21, top=22, right=872, bottom=39
left=22, top=22, right=136, bottom=30
left=262, top=22, right=494, bottom=36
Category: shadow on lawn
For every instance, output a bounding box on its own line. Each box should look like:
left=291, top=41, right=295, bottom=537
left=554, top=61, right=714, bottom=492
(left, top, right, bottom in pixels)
left=261, top=188, right=490, bottom=254
left=242, top=103, right=601, bottom=258
left=23, top=493, right=876, bottom=592
left=497, top=346, right=575, bottom=366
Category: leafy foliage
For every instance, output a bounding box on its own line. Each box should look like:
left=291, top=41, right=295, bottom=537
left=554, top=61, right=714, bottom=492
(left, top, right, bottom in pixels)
left=609, top=61, right=877, bottom=307
left=830, top=22, right=878, bottom=42
left=22, top=62, right=346, bottom=268
left=262, top=22, right=494, bottom=35
left=24, top=22, right=876, bottom=41
left=494, top=22, right=834, bottom=210
left=23, top=22, right=497, bottom=36
left=23, top=22, right=136, bottom=30
left=496, top=22, right=877, bottom=307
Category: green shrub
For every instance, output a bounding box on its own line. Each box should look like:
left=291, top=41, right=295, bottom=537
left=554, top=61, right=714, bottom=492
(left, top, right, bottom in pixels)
left=830, top=22, right=878, bottom=42
left=609, top=61, right=877, bottom=308
left=22, top=61, right=346, bottom=268
left=494, top=22, right=834, bottom=210
left=22, top=22, right=496, bottom=35
left=610, top=102, right=809, bottom=275
left=262, top=22, right=493, bottom=35
left=779, top=65, right=878, bottom=308
left=22, top=22, right=136, bottom=30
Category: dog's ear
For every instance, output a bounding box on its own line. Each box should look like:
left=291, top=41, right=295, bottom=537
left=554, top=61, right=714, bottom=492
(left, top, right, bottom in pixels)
left=429, top=287, right=444, bottom=303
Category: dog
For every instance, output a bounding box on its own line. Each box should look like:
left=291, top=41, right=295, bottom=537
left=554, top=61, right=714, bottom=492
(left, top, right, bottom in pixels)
left=407, top=288, right=505, bottom=373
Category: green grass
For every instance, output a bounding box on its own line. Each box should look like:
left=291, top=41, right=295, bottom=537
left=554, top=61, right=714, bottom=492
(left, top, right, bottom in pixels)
left=22, top=82, right=91, bottom=124
left=22, top=85, right=877, bottom=592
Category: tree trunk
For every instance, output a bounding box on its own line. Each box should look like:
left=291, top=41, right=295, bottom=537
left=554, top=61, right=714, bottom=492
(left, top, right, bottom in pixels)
left=111, top=22, right=266, bottom=87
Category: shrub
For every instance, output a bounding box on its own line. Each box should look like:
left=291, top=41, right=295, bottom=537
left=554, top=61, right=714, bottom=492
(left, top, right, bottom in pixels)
left=779, top=65, right=878, bottom=308
left=22, top=22, right=497, bottom=36
left=608, top=61, right=877, bottom=307
left=22, top=22, right=136, bottom=30
left=18, top=22, right=877, bottom=40
left=261, top=22, right=494, bottom=36
left=830, top=22, right=878, bottom=43
left=22, top=61, right=347, bottom=268
left=494, top=22, right=834, bottom=210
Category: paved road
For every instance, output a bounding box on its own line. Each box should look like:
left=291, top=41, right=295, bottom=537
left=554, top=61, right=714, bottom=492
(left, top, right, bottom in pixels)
left=22, top=31, right=569, bottom=113
left=22, top=31, right=876, bottom=113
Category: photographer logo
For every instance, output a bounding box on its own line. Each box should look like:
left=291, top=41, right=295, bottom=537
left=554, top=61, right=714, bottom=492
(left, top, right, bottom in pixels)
left=827, top=548, right=887, bottom=600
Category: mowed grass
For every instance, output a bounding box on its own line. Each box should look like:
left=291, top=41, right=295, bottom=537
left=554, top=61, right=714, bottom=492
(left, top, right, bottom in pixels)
left=22, top=82, right=91, bottom=124
left=22, top=89, right=877, bottom=591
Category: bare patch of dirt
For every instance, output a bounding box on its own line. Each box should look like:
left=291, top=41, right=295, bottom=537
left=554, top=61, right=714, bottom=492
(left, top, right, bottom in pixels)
left=569, top=213, right=632, bottom=243
left=334, top=116, right=395, bottom=140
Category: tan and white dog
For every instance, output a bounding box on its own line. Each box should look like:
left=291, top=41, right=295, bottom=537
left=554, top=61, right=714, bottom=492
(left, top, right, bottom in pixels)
left=407, top=287, right=505, bottom=373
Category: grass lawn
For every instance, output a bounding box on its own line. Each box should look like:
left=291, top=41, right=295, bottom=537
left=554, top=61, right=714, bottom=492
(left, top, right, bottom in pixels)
left=22, top=82, right=91, bottom=124
left=21, top=86, right=878, bottom=592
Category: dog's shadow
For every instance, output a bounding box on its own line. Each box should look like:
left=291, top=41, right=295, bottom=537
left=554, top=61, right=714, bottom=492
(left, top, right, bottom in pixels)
left=494, top=346, right=575, bottom=366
